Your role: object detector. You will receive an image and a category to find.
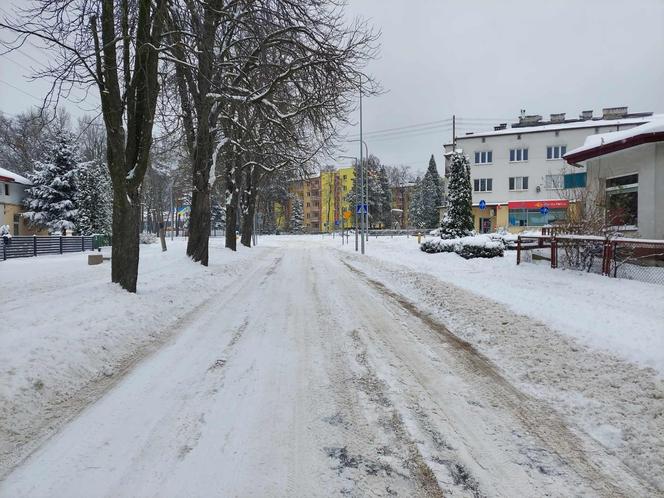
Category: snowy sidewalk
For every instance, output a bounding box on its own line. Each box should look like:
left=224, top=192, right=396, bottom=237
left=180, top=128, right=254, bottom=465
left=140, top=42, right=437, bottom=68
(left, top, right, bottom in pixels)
left=0, top=239, right=265, bottom=478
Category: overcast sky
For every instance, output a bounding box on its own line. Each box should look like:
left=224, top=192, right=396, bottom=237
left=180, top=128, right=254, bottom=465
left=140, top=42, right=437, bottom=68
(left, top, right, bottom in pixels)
left=1, top=0, right=663, bottom=175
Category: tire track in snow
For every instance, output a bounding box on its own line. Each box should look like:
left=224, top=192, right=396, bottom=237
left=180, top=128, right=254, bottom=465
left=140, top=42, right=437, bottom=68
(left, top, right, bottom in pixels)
left=341, top=258, right=658, bottom=497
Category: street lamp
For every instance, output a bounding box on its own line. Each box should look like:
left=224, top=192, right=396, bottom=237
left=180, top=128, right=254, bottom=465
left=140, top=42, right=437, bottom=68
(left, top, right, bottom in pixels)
left=339, top=155, right=361, bottom=252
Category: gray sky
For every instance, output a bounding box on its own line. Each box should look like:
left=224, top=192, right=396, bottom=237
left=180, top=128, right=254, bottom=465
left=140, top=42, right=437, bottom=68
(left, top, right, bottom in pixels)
left=2, top=0, right=663, bottom=175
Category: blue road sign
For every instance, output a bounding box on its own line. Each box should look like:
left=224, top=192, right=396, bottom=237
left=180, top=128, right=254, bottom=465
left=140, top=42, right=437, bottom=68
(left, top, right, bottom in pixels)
left=356, top=204, right=368, bottom=214
left=540, top=206, right=549, bottom=215
left=479, top=200, right=487, bottom=210
left=334, top=220, right=340, bottom=226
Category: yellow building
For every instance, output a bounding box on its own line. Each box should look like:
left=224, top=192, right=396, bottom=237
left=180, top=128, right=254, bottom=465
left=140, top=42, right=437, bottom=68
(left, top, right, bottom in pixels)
left=320, top=166, right=355, bottom=232
left=0, top=167, right=43, bottom=236
left=276, top=166, right=356, bottom=233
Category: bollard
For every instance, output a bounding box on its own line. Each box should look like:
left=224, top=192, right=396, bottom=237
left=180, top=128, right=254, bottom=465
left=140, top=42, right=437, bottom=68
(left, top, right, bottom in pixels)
left=416, top=232, right=421, bottom=244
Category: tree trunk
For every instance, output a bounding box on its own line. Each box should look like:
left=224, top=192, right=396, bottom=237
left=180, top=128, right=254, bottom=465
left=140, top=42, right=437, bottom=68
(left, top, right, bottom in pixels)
left=187, top=183, right=211, bottom=264
left=225, top=161, right=239, bottom=251
left=111, top=187, right=141, bottom=293
left=240, top=169, right=255, bottom=247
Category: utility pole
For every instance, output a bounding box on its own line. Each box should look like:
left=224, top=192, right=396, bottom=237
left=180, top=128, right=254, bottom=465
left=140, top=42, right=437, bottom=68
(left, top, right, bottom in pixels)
left=359, top=78, right=365, bottom=255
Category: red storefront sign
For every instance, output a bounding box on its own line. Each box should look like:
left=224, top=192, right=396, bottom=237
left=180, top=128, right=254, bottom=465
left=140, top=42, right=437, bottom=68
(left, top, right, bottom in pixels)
left=507, top=199, right=569, bottom=209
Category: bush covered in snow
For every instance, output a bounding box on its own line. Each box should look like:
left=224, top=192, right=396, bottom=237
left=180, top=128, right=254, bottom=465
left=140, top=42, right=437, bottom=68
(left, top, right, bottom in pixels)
left=420, top=235, right=504, bottom=259
left=140, top=232, right=158, bottom=244
left=0, top=224, right=11, bottom=238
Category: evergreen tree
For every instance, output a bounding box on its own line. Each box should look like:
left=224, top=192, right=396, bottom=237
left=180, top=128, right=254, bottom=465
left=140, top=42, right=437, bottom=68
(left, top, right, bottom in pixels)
left=440, top=151, right=474, bottom=238
left=427, top=154, right=444, bottom=211
left=76, top=160, right=112, bottom=235
left=376, top=166, right=392, bottom=227
left=23, top=130, right=80, bottom=233
left=289, top=195, right=305, bottom=232
left=409, top=176, right=427, bottom=229
left=211, top=200, right=226, bottom=233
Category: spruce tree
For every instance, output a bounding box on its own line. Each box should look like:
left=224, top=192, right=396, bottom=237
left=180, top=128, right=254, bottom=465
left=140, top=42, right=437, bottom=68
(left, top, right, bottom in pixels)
left=409, top=176, right=427, bottom=229
left=76, top=160, right=112, bottom=235
left=377, top=166, right=392, bottom=227
left=24, top=130, right=80, bottom=233
left=289, top=195, right=305, bottom=232
left=440, top=151, right=474, bottom=238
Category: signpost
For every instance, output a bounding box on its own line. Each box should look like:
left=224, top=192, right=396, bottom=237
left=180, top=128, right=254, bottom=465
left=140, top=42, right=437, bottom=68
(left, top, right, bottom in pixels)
left=356, top=204, right=368, bottom=214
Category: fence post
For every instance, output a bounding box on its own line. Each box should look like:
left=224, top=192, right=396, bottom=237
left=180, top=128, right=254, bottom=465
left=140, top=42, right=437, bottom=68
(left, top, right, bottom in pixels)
left=33, top=235, right=37, bottom=257
left=81, top=236, right=85, bottom=252
left=551, top=237, right=557, bottom=269
left=516, top=236, right=521, bottom=265
left=59, top=236, right=63, bottom=254
left=2, top=240, right=5, bottom=261
left=601, top=238, right=610, bottom=276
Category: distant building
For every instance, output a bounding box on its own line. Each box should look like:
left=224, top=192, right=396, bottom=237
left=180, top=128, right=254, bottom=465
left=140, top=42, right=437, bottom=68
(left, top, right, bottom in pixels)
left=390, top=182, right=416, bottom=228
left=0, top=167, right=40, bottom=235
left=565, top=119, right=664, bottom=239
left=444, top=107, right=658, bottom=233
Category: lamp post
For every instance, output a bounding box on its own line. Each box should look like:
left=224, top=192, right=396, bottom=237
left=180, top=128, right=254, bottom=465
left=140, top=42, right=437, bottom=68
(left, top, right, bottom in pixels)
left=339, top=155, right=361, bottom=251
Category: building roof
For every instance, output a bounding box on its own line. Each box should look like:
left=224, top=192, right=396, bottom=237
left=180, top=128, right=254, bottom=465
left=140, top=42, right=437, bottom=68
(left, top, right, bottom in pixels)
left=564, top=119, right=664, bottom=164
left=0, top=166, right=31, bottom=185
left=443, top=113, right=661, bottom=147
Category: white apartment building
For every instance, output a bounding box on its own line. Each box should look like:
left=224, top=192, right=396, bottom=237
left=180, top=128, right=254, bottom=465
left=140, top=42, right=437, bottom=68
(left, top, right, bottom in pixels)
left=444, top=107, right=658, bottom=233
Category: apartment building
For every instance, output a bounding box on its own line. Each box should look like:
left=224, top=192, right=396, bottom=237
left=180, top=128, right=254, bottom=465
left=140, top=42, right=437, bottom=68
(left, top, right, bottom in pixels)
left=444, top=107, right=657, bottom=233
left=320, top=166, right=354, bottom=232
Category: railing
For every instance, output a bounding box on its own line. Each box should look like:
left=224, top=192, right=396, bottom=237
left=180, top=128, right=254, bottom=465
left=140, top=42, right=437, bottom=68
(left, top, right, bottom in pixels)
left=517, top=234, right=664, bottom=285
left=1, top=235, right=96, bottom=261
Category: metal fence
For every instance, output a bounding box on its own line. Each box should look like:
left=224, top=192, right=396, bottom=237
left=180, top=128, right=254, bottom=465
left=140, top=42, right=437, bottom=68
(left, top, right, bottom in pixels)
left=1, top=235, right=96, bottom=261
left=516, top=234, right=664, bottom=285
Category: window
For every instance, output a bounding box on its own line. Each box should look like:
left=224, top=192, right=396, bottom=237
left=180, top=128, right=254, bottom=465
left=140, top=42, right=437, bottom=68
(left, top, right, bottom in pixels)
left=563, top=172, right=586, bottom=189
left=545, top=174, right=563, bottom=189
left=509, top=176, right=529, bottom=191
left=13, top=213, right=20, bottom=236
left=474, top=151, right=493, bottom=164
left=306, top=202, right=310, bottom=207
left=343, top=175, right=347, bottom=180
left=509, top=208, right=567, bottom=227
left=509, top=148, right=528, bottom=162
left=547, top=145, right=567, bottom=160
left=313, top=201, right=319, bottom=207
left=606, top=174, right=638, bottom=226
left=307, top=191, right=311, bottom=197
left=473, top=178, right=493, bottom=192
left=3, top=184, right=8, bottom=196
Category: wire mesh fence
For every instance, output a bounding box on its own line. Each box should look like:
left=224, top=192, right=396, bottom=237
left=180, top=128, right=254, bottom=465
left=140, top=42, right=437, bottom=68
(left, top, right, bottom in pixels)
left=516, top=234, right=664, bottom=286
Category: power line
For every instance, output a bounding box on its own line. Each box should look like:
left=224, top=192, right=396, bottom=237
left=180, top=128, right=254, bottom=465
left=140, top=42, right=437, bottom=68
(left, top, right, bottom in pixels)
left=353, top=118, right=452, bottom=137
left=0, top=78, right=43, bottom=102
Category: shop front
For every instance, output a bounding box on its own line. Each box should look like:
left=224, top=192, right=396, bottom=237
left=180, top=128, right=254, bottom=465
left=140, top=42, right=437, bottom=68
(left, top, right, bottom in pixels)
left=508, top=199, right=569, bottom=228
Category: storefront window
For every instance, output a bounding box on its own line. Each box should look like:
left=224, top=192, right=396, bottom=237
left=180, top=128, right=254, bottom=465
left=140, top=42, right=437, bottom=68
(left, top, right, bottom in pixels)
left=509, top=208, right=567, bottom=226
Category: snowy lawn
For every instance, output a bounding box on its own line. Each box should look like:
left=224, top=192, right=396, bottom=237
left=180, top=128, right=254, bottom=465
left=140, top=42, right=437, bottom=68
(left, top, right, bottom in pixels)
left=273, top=233, right=664, bottom=375
left=0, top=238, right=264, bottom=476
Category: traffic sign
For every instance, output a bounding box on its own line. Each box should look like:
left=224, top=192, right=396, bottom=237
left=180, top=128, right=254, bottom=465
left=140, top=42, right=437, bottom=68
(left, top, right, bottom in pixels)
left=343, top=210, right=352, bottom=220
left=540, top=206, right=549, bottom=215
left=479, top=200, right=486, bottom=210
left=356, top=204, right=368, bottom=214
left=334, top=220, right=340, bottom=226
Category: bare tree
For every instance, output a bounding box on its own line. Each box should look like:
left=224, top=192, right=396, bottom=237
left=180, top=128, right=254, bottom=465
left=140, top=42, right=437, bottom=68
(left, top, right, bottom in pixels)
left=2, top=0, right=168, bottom=292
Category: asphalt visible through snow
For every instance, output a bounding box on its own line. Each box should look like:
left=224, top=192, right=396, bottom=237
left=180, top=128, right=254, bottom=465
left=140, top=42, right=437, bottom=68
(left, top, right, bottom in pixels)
left=0, top=245, right=658, bottom=497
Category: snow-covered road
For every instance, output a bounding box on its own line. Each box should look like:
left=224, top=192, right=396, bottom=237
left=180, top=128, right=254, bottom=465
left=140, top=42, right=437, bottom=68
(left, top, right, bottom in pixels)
left=1, top=244, right=659, bottom=497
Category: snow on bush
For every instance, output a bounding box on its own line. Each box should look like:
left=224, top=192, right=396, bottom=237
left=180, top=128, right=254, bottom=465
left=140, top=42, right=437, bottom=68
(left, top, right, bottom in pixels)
left=421, top=234, right=504, bottom=259
left=0, top=224, right=12, bottom=239
left=140, top=232, right=158, bottom=244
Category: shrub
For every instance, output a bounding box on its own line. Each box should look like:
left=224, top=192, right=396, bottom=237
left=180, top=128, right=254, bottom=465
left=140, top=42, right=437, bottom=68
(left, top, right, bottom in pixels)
left=139, top=232, right=157, bottom=244
left=420, top=234, right=504, bottom=259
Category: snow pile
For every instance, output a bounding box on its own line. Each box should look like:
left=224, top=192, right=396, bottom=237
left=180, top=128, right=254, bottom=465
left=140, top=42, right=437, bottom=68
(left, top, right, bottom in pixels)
left=421, top=234, right=504, bottom=258
left=567, top=117, right=664, bottom=158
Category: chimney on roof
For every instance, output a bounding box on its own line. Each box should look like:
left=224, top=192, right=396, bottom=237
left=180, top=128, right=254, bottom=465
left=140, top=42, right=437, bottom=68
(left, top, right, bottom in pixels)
left=493, top=123, right=507, bottom=131
left=550, top=113, right=565, bottom=123
left=519, top=115, right=542, bottom=125
left=602, top=107, right=628, bottom=119
left=580, top=110, right=593, bottom=120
